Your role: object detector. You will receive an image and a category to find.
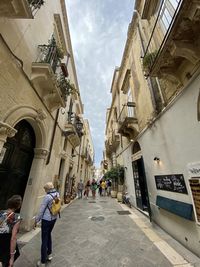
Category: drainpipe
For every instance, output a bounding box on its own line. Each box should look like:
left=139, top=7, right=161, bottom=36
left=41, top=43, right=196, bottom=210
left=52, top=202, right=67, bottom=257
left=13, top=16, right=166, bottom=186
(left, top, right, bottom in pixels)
left=46, top=108, right=60, bottom=165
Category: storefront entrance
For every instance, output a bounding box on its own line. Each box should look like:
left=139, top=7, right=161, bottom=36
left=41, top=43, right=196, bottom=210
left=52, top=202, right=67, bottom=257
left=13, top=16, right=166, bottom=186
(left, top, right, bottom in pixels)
left=0, top=120, right=35, bottom=209
left=132, top=142, right=151, bottom=218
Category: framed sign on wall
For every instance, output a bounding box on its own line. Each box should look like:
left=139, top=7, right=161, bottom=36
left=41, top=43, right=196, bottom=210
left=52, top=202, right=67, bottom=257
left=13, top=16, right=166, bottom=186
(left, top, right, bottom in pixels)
left=155, top=174, right=188, bottom=194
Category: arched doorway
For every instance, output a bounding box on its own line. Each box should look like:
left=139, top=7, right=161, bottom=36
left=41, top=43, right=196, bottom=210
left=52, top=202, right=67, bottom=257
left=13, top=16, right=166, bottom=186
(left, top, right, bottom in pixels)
left=132, top=142, right=151, bottom=218
left=0, top=120, right=35, bottom=209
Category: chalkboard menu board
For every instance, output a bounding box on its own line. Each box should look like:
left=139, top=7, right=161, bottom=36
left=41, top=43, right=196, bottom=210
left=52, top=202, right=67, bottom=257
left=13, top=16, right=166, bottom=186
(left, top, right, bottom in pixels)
left=155, top=174, right=188, bottom=194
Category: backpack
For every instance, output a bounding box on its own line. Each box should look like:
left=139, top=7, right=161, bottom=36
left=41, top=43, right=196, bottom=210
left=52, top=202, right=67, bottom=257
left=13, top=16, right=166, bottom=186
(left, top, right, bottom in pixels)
left=48, top=193, right=61, bottom=217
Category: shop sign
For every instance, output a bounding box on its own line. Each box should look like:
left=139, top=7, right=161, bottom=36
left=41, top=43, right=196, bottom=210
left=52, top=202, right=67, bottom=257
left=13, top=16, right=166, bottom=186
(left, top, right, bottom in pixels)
left=155, top=174, right=187, bottom=194
left=187, top=162, right=200, bottom=177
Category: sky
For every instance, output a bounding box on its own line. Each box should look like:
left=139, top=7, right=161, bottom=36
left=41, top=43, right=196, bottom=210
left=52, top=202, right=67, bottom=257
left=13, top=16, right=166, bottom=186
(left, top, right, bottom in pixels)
left=66, top=0, right=134, bottom=167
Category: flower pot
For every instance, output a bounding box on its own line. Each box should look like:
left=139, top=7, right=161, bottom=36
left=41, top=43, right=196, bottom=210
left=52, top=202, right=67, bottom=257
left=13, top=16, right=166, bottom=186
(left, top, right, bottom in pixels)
left=117, top=192, right=123, bottom=202
left=111, top=190, right=117, bottom=198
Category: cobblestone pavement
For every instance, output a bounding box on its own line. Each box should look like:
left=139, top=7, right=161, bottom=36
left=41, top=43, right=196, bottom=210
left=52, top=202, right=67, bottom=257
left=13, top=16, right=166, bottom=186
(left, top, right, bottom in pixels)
left=15, top=196, right=200, bottom=267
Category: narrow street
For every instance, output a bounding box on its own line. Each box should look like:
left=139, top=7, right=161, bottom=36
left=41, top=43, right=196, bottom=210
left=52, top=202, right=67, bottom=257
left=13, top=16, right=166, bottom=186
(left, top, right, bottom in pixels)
left=15, top=196, right=200, bottom=267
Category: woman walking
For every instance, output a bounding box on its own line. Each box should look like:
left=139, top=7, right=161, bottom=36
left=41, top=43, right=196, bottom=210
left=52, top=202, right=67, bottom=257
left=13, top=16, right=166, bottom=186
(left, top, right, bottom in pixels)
left=84, top=180, right=90, bottom=199
left=90, top=179, right=97, bottom=199
left=35, top=182, right=60, bottom=267
left=0, top=195, right=22, bottom=267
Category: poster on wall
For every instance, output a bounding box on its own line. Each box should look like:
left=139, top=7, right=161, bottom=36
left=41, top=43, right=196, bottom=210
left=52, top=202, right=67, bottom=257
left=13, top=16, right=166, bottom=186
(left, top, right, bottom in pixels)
left=187, top=162, right=200, bottom=177
left=189, top=178, right=200, bottom=223
left=155, top=174, right=188, bottom=194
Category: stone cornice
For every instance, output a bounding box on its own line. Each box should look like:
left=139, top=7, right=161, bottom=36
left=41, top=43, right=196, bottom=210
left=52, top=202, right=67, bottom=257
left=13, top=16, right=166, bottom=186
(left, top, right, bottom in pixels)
left=0, top=121, right=17, bottom=138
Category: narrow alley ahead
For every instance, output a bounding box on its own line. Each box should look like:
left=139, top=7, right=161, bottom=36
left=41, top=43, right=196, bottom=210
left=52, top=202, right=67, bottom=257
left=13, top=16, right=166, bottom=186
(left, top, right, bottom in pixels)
left=16, top=197, right=200, bottom=267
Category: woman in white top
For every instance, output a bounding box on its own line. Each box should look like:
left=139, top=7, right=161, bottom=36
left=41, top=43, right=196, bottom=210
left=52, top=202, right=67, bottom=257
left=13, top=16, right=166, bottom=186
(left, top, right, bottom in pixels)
left=35, top=182, right=59, bottom=267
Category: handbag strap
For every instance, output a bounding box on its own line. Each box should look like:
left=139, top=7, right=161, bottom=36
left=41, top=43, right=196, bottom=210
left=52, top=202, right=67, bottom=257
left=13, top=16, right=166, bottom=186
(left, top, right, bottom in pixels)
left=0, top=211, right=14, bottom=227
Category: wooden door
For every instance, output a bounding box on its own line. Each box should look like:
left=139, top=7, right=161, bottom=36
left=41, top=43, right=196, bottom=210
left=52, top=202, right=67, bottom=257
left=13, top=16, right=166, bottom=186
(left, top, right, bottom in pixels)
left=0, top=120, right=35, bottom=209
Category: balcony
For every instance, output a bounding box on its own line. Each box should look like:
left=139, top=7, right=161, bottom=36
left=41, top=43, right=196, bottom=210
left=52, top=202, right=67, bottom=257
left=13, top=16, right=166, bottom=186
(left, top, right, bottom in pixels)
left=63, top=113, right=83, bottom=148
left=103, top=160, right=108, bottom=170
left=105, top=138, right=112, bottom=155
left=118, top=102, right=138, bottom=139
left=31, top=38, right=66, bottom=111
left=81, top=148, right=87, bottom=158
left=85, top=150, right=93, bottom=165
left=0, top=0, right=44, bottom=18
left=142, top=0, right=200, bottom=84
left=111, top=129, right=120, bottom=150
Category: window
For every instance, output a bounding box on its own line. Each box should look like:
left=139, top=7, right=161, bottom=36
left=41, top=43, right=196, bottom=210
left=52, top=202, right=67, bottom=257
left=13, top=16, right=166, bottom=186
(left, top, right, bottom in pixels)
left=127, top=89, right=135, bottom=118
left=159, top=0, right=180, bottom=33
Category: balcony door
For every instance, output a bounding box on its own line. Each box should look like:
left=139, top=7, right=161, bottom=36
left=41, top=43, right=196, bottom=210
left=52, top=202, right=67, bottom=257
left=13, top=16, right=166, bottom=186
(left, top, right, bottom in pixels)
left=0, top=120, right=35, bottom=209
left=127, top=88, right=134, bottom=117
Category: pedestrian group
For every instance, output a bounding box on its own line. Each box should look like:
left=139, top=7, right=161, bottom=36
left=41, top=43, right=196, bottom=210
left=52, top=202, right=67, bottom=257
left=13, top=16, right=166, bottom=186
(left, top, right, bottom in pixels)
left=0, top=178, right=112, bottom=266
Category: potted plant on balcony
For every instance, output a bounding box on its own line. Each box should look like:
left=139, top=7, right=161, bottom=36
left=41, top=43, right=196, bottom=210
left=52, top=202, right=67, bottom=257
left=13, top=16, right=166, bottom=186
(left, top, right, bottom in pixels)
left=57, top=74, right=78, bottom=101
left=56, top=46, right=64, bottom=60
left=142, top=50, right=158, bottom=74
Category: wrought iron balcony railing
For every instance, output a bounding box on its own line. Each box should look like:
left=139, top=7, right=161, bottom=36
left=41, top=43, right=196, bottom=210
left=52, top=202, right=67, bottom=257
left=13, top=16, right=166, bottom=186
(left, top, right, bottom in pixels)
left=118, top=102, right=137, bottom=124
left=66, top=112, right=83, bottom=138
left=36, top=37, right=64, bottom=73
left=142, top=0, right=182, bottom=76
left=0, top=0, right=45, bottom=18
left=28, top=0, right=44, bottom=15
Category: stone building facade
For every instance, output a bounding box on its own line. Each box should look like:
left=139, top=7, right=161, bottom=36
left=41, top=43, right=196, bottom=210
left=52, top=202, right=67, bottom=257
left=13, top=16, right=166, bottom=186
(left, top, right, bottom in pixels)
left=0, top=0, right=94, bottom=230
left=79, top=119, right=94, bottom=184
left=105, top=0, right=200, bottom=256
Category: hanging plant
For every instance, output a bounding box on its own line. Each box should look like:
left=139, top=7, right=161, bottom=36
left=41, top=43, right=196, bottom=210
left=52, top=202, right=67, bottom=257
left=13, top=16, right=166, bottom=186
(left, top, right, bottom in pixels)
left=56, top=46, right=64, bottom=60
left=143, top=50, right=158, bottom=72
left=57, top=74, right=79, bottom=101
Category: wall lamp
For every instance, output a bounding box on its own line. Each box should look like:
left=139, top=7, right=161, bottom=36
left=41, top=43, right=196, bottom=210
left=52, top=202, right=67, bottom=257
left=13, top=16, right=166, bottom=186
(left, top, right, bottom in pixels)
left=154, top=157, right=160, bottom=163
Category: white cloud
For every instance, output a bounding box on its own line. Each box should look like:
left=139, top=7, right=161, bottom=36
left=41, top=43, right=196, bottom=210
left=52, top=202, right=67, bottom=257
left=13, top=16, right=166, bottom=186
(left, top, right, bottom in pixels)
left=66, top=0, right=133, bottom=166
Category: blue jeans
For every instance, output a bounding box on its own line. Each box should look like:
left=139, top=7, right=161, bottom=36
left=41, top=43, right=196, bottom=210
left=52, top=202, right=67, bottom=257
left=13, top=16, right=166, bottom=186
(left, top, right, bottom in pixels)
left=41, top=219, right=56, bottom=263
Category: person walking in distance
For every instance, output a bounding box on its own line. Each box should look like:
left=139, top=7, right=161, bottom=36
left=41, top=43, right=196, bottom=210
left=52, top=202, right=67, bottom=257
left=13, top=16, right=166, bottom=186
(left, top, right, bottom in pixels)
left=77, top=179, right=84, bottom=199
left=98, top=180, right=102, bottom=197
left=0, top=195, right=22, bottom=267
left=85, top=180, right=90, bottom=199
left=90, top=179, right=97, bottom=199
left=35, top=182, right=60, bottom=267
left=107, top=180, right=112, bottom=196
left=101, top=179, right=106, bottom=196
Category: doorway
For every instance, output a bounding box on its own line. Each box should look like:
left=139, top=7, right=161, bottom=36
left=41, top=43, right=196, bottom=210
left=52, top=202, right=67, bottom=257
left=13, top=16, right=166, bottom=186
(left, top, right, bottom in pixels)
left=132, top=158, right=148, bottom=211
left=0, top=120, right=35, bottom=209
left=132, top=142, right=151, bottom=217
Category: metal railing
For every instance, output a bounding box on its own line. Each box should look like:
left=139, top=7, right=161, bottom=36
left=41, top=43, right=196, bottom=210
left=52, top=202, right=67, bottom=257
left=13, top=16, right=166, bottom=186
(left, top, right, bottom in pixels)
left=28, top=0, right=44, bottom=15
left=66, top=113, right=83, bottom=137
left=35, top=37, right=71, bottom=102
left=117, top=102, right=136, bottom=124
left=142, top=0, right=183, bottom=74
left=36, top=37, right=63, bottom=73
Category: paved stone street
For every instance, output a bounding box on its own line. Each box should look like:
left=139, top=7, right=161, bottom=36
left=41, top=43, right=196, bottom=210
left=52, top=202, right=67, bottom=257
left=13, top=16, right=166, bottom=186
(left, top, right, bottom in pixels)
left=15, top=196, right=200, bottom=267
